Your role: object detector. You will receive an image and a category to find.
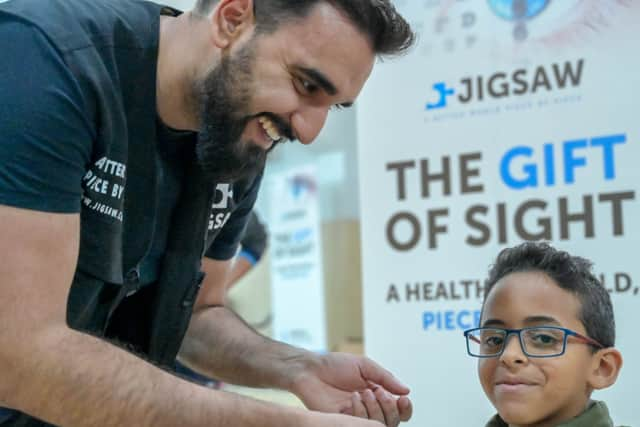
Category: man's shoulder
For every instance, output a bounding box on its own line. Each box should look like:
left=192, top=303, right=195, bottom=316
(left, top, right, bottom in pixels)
left=0, top=0, right=162, bottom=53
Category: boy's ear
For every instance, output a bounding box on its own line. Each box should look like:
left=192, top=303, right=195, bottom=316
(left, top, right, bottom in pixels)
left=587, top=348, right=623, bottom=390
left=209, top=0, right=255, bottom=50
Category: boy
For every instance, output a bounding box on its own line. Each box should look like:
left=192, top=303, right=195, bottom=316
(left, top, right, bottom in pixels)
left=464, top=242, right=626, bottom=426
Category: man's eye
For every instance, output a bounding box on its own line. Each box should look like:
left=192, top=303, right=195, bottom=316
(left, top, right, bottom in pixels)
left=296, top=77, right=319, bottom=95
left=331, top=104, right=344, bottom=111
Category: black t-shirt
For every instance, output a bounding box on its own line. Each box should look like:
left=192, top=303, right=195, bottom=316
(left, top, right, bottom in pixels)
left=0, top=10, right=92, bottom=213
left=0, top=0, right=261, bottom=424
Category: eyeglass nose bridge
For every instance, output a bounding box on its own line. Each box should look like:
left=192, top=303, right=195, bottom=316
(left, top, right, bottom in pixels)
left=499, top=329, right=528, bottom=357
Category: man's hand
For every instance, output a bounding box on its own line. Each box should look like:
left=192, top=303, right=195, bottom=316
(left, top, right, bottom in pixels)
left=290, top=352, right=412, bottom=426
left=189, top=264, right=412, bottom=426
left=308, top=411, right=388, bottom=427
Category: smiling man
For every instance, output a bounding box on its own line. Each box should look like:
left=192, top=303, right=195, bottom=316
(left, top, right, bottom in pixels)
left=0, top=0, right=414, bottom=426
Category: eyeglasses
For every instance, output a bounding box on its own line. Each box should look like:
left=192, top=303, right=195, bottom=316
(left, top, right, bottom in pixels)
left=463, top=326, right=604, bottom=358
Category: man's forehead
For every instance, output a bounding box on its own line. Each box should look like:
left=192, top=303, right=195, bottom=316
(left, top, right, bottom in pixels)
left=275, top=9, right=374, bottom=94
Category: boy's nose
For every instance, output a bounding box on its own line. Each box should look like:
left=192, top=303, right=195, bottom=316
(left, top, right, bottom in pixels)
left=500, top=334, right=528, bottom=365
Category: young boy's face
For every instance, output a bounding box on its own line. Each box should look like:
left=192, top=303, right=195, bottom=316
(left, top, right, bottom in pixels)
left=478, top=271, right=596, bottom=426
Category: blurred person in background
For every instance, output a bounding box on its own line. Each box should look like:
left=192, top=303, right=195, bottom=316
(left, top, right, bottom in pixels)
left=221, top=210, right=269, bottom=292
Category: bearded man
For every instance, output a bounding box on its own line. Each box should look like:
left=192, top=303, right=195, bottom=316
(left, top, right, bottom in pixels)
left=0, top=1, right=415, bottom=426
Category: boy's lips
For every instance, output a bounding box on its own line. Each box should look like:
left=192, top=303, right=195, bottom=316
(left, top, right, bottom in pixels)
left=495, top=375, right=537, bottom=386
left=494, top=376, right=539, bottom=393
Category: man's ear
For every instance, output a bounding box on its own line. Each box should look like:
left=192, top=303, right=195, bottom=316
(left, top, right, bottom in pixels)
left=588, top=347, right=623, bottom=390
left=210, top=0, right=255, bottom=49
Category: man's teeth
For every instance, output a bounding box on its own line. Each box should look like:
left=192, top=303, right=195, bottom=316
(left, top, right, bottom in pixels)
left=258, top=116, right=282, bottom=142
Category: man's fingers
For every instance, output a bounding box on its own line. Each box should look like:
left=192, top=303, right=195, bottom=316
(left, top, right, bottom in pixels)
left=351, top=392, right=369, bottom=419
left=374, top=386, right=401, bottom=427
left=360, top=389, right=385, bottom=424
left=361, top=358, right=409, bottom=395
left=397, top=396, right=413, bottom=422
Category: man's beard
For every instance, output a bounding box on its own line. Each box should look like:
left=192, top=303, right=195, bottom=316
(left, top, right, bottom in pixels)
left=194, top=43, right=267, bottom=183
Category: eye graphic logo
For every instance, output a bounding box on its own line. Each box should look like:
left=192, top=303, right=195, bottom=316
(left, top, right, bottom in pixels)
left=487, top=0, right=550, bottom=40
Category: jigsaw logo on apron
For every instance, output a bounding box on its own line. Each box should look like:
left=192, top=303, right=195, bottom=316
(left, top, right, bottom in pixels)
left=209, top=183, right=233, bottom=231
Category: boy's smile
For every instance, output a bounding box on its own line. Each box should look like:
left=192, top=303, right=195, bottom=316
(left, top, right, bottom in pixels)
left=494, top=374, right=540, bottom=394
left=478, top=271, right=596, bottom=427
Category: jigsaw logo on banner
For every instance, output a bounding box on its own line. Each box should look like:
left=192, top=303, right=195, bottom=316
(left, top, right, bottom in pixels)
left=425, top=58, right=584, bottom=113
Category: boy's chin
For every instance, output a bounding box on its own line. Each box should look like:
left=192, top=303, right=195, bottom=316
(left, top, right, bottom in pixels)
left=496, top=402, right=544, bottom=426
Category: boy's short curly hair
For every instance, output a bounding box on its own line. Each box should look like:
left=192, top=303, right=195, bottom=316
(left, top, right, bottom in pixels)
left=484, top=242, right=615, bottom=348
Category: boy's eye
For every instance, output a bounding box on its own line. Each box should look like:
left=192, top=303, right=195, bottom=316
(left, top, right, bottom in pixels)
left=529, top=333, right=560, bottom=347
left=484, top=336, right=504, bottom=348
left=330, top=104, right=344, bottom=111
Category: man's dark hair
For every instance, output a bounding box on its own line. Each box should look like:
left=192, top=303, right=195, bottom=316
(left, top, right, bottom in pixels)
left=194, top=0, right=415, bottom=57
left=484, top=242, right=616, bottom=349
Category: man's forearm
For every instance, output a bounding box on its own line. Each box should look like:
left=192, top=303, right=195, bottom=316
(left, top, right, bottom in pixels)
left=1, top=325, right=305, bottom=427
left=178, top=306, right=316, bottom=391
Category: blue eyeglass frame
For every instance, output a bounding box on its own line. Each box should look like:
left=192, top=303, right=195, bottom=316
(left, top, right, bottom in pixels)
left=463, top=326, right=604, bottom=358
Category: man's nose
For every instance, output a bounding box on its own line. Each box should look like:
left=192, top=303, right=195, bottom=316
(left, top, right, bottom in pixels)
left=290, top=105, right=329, bottom=145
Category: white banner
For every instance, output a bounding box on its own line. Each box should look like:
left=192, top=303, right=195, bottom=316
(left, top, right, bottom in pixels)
left=269, top=165, right=327, bottom=352
left=358, top=1, right=640, bottom=425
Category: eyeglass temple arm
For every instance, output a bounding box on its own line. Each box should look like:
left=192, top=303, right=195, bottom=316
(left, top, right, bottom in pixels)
left=570, top=331, right=604, bottom=348
left=467, top=334, right=481, bottom=344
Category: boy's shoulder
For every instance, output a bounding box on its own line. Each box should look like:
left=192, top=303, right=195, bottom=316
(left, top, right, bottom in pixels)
left=484, top=401, right=631, bottom=427
left=483, top=414, right=507, bottom=427
left=577, top=401, right=630, bottom=427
